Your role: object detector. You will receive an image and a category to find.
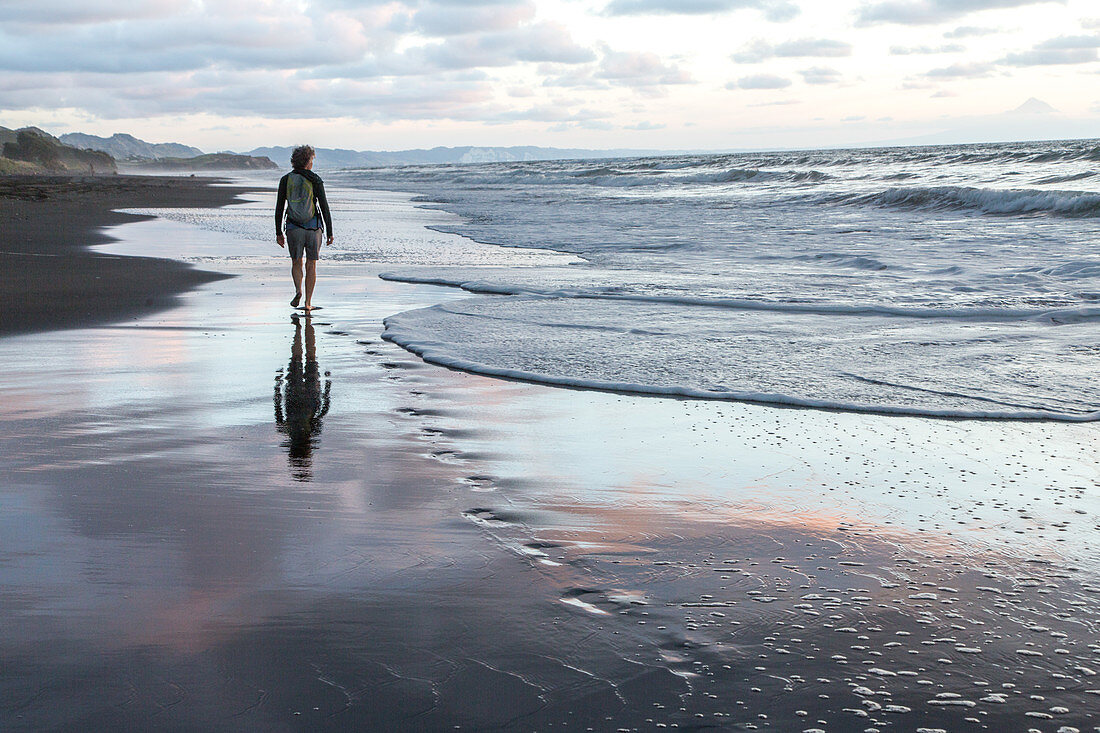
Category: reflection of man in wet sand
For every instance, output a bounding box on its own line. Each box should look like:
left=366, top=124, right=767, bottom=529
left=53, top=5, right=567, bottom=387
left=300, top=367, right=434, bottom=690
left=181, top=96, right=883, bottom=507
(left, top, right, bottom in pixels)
left=274, top=315, right=332, bottom=481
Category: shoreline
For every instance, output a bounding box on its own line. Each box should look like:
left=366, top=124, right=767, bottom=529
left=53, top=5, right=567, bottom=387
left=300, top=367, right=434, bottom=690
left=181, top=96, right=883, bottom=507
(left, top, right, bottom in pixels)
left=0, top=174, right=256, bottom=336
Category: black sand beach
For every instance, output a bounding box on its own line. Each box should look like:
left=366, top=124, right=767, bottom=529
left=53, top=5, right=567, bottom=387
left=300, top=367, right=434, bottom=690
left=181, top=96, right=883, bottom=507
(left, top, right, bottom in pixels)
left=1, top=178, right=1098, bottom=731
left=0, top=175, right=251, bottom=335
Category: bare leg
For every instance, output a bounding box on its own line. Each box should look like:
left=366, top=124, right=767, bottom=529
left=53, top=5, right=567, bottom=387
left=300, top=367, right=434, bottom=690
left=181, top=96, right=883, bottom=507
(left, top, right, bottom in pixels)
left=304, top=259, right=317, bottom=310
left=291, top=258, right=303, bottom=298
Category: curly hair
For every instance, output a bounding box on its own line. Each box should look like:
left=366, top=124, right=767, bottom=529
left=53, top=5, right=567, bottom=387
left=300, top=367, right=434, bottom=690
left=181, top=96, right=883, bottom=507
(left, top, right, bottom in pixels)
left=290, top=145, right=315, bottom=169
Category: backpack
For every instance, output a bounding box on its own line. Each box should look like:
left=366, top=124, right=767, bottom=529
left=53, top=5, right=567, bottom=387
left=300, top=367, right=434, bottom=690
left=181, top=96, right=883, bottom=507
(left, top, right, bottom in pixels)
left=285, top=172, right=319, bottom=229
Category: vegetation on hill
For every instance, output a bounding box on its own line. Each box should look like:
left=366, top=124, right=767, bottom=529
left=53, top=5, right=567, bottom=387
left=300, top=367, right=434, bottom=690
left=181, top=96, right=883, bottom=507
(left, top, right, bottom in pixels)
left=0, top=127, right=116, bottom=173
left=0, top=126, right=273, bottom=173
left=0, top=156, right=42, bottom=174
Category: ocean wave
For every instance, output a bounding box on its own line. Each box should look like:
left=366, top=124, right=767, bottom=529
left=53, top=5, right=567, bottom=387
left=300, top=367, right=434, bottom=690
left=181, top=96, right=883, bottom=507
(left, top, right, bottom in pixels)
left=1033, top=260, right=1100, bottom=279
left=1026, top=147, right=1100, bottom=163
left=378, top=272, right=1100, bottom=322
left=798, top=253, right=889, bottom=270
left=381, top=307, right=1100, bottom=422
left=1033, top=172, right=1097, bottom=185
left=833, top=186, right=1100, bottom=218
left=752, top=141, right=1100, bottom=168
left=758, top=252, right=890, bottom=270
left=907, top=145, right=1100, bottom=166
left=347, top=163, right=834, bottom=190
left=568, top=166, right=832, bottom=187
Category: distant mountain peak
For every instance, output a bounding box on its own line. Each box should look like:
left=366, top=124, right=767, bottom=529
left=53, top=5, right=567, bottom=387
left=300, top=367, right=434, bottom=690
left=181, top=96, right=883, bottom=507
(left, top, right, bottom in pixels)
left=59, top=131, right=204, bottom=160
left=19, top=126, right=56, bottom=140
left=1009, top=97, right=1058, bottom=115
left=247, top=144, right=670, bottom=169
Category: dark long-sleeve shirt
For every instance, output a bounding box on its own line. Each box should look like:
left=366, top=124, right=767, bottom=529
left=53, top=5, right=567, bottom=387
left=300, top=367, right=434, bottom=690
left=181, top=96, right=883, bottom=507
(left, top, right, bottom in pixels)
left=275, top=168, right=333, bottom=236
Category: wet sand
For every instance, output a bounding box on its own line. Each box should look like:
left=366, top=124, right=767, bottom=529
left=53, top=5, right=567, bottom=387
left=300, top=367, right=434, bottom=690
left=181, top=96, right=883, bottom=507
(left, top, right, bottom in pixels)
left=1, top=186, right=1099, bottom=731
left=0, top=175, right=253, bottom=335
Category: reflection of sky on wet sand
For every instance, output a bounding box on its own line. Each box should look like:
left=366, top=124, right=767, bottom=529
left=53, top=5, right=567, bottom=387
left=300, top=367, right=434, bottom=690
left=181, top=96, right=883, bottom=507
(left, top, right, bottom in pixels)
left=447, top=382, right=1100, bottom=562
left=3, top=193, right=1100, bottom=729
left=0, top=211, right=492, bottom=661
left=394, top=355, right=1100, bottom=726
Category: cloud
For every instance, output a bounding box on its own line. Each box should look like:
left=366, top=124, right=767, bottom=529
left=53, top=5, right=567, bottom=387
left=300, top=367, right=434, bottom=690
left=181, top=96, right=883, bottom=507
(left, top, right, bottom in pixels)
left=0, top=5, right=375, bottom=74
left=0, top=0, right=581, bottom=76
left=0, top=0, right=606, bottom=125
left=540, top=47, right=693, bottom=94
left=1031, top=33, right=1100, bottom=49
left=625, top=121, right=666, bottom=130
left=540, top=67, right=611, bottom=89
left=728, top=73, right=792, bottom=89
left=0, top=0, right=189, bottom=25
left=575, top=119, right=616, bottom=130
left=944, top=24, right=998, bottom=37
left=798, top=66, right=843, bottom=84
left=857, top=0, right=1065, bottom=26
left=596, top=49, right=693, bottom=86
left=924, top=61, right=996, bottom=78
left=774, top=38, right=852, bottom=57
left=412, top=1, right=536, bottom=35
left=603, top=0, right=800, bottom=22
left=1001, top=48, right=1098, bottom=65
left=421, top=22, right=596, bottom=68
left=909, top=32, right=1099, bottom=81
left=732, top=37, right=852, bottom=62
left=890, top=43, right=965, bottom=54
left=488, top=104, right=608, bottom=123
left=1000, top=34, right=1100, bottom=65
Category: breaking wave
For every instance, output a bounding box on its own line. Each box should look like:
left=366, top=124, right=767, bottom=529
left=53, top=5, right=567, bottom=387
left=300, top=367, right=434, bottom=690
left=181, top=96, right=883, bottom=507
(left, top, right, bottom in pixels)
left=834, top=186, right=1100, bottom=217
left=381, top=298, right=1100, bottom=422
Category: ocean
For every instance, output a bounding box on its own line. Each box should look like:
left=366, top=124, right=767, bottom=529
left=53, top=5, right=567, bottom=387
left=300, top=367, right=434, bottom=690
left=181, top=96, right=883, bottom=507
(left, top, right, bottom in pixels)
left=173, top=139, right=1100, bottom=420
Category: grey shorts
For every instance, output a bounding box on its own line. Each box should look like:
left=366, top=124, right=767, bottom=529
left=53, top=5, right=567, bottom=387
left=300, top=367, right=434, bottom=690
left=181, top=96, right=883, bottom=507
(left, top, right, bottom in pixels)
left=286, top=227, right=322, bottom=261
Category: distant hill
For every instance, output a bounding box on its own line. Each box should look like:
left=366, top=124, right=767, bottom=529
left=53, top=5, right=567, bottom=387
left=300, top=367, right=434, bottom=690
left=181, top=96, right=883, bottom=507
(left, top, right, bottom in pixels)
left=1, top=126, right=116, bottom=173
left=249, top=145, right=666, bottom=169
left=121, top=153, right=277, bottom=172
left=6, top=125, right=674, bottom=174
left=60, top=132, right=203, bottom=160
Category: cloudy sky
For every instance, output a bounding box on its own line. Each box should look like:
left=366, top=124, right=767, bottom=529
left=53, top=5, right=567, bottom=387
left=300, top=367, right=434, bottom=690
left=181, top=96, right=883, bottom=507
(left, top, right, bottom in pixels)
left=1, top=0, right=1098, bottom=151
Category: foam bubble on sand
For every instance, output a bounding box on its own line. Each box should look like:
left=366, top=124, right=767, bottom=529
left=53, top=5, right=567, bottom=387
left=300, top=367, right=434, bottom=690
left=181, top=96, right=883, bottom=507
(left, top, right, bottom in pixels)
left=560, top=596, right=611, bottom=615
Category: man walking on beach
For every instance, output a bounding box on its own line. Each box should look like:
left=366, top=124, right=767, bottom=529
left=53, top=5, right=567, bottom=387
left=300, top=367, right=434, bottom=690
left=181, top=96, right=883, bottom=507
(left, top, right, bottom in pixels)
left=275, top=145, right=333, bottom=312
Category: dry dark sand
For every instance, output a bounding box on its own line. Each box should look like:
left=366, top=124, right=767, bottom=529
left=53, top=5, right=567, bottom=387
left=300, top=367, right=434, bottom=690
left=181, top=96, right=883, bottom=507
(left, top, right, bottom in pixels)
left=0, top=175, right=253, bottom=335
left=1, top=183, right=1099, bottom=732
